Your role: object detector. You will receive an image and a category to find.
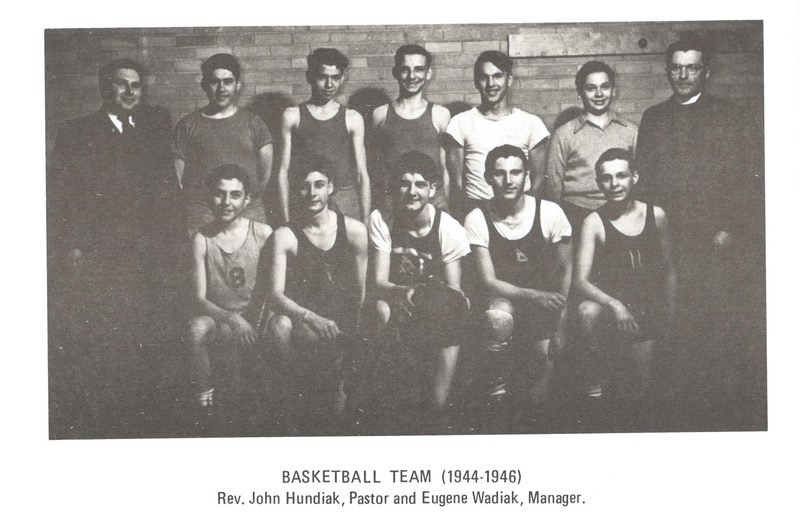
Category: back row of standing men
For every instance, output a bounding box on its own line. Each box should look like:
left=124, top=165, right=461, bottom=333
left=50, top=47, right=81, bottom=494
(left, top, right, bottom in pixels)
left=50, top=33, right=760, bottom=430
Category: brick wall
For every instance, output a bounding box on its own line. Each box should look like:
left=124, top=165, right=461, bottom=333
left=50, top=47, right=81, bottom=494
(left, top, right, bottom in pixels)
left=44, top=22, right=763, bottom=156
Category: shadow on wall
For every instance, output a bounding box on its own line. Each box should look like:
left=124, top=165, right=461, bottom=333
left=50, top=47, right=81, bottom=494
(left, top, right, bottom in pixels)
left=347, top=87, right=391, bottom=122
left=553, top=106, right=583, bottom=131
left=444, top=101, right=473, bottom=118
left=249, top=92, right=295, bottom=141
left=247, top=92, right=295, bottom=226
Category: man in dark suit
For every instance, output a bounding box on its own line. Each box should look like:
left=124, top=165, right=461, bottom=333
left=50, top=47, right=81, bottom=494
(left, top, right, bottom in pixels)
left=635, top=35, right=764, bottom=430
left=49, top=58, right=178, bottom=438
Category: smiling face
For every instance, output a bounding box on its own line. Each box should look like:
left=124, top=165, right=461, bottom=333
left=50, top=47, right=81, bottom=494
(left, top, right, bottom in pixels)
left=595, top=158, right=638, bottom=203
left=487, top=155, right=527, bottom=204
left=103, top=68, right=141, bottom=114
left=475, top=61, right=511, bottom=106
left=297, top=171, right=333, bottom=215
left=394, top=53, right=431, bottom=96
left=397, top=172, right=436, bottom=215
left=210, top=177, right=249, bottom=223
left=667, top=49, right=710, bottom=103
left=579, top=71, right=614, bottom=115
left=307, top=64, right=344, bottom=103
left=203, top=68, right=240, bottom=110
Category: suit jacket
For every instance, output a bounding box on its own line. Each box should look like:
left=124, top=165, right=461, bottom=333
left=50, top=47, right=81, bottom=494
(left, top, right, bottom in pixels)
left=49, top=107, right=178, bottom=255
left=634, top=93, right=760, bottom=248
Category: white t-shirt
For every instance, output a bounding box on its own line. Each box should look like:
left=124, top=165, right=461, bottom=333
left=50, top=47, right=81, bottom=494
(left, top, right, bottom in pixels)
left=445, top=107, right=550, bottom=200
left=368, top=204, right=471, bottom=264
left=464, top=195, right=572, bottom=248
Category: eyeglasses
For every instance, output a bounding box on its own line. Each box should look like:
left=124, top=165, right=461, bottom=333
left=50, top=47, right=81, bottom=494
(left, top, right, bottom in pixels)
left=667, top=63, right=706, bottom=76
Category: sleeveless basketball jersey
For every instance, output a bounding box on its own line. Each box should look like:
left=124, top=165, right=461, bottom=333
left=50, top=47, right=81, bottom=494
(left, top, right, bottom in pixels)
left=205, top=219, right=266, bottom=312
left=389, top=208, right=444, bottom=286
left=481, top=197, right=553, bottom=291
left=383, top=102, right=440, bottom=171
left=284, top=212, right=356, bottom=318
left=594, top=203, right=665, bottom=308
left=292, top=103, right=356, bottom=189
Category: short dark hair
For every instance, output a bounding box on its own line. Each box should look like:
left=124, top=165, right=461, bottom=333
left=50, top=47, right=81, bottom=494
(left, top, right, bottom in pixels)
left=394, top=44, right=432, bottom=68
left=307, top=48, right=349, bottom=72
left=206, top=164, right=251, bottom=195
left=201, top=53, right=241, bottom=82
left=292, top=154, right=335, bottom=186
left=474, top=50, right=513, bottom=79
left=392, top=151, right=441, bottom=186
left=665, top=34, right=713, bottom=67
left=594, top=148, right=634, bottom=176
left=99, top=58, right=145, bottom=91
left=484, top=144, right=528, bottom=181
left=575, top=61, right=615, bottom=91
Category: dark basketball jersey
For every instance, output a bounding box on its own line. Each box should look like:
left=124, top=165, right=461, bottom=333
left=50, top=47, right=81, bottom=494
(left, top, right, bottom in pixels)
left=594, top=202, right=666, bottom=313
left=291, top=103, right=356, bottom=190
left=481, top=197, right=554, bottom=291
left=284, top=212, right=356, bottom=321
left=389, top=208, right=444, bottom=286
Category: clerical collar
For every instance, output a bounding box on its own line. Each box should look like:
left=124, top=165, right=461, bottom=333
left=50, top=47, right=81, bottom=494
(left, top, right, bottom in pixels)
left=680, top=92, right=702, bottom=106
left=107, top=111, right=135, bottom=133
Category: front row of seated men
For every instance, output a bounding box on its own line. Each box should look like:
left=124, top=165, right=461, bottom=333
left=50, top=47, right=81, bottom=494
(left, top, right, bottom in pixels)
left=188, top=145, right=674, bottom=428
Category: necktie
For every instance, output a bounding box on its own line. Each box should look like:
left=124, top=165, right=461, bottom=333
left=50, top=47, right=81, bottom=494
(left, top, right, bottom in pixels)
left=119, top=113, right=134, bottom=134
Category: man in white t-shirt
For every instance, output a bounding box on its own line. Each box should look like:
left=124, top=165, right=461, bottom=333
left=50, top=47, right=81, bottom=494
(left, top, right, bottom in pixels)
left=464, top=145, right=572, bottom=405
left=368, top=150, right=471, bottom=413
left=445, top=50, right=550, bottom=218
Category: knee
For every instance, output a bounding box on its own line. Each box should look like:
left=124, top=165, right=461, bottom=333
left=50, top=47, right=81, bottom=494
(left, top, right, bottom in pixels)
left=481, top=308, right=514, bottom=351
left=374, top=300, right=391, bottom=328
left=576, top=300, right=603, bottom=331
left=267, top=314, right=293, bottom=342
left=186, top=316, right=215, bottom=346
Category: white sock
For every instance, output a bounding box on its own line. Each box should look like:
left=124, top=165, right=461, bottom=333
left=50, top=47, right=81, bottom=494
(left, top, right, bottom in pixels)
left=197, top=388, right=214, bottom=407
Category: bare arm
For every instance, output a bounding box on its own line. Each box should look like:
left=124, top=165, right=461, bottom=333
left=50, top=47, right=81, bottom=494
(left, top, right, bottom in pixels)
left=268, top=227, right=341, bottom=339
left=346, top=218, right=369, bottom=334
left=655, top=206, right=677, bottom=334
left=528, top=136, right=549, bottom=197
left=442, top=258, right=462, bottom=291
left=347, top=109, right=371, bottom=224
left=433, top=105, right=453, bottom=204
left=550, top=239, right=573, bottom=351
left=256, top=143, right=273, bottom=197
left=444, top=134, right=465, bottom=197
left=276, top=107, right=298, bottom=223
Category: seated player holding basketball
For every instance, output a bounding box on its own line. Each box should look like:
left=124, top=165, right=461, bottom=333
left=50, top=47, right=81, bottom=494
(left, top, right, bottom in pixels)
left=368, top=150, right=471, bottom=412
left=263, top=155, right=368, bottom=416
left=186, top=165, right=273, bottom=411
left=573, top=148, right=676, bottom=404
left=464, top=145, right=572, bottom=405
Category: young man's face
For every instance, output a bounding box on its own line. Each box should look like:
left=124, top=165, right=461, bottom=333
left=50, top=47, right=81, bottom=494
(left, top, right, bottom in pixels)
left=667, top=50, right=710, bottom=103
left=104, top=68, right=142, bottom=115
left=394, top=54, right=431, bottom=96
left=297, top=171, right=333, bottom=215
left=210, top=178, right=249, bottom=222
left=487, top=155, right=527, bottom=203
left=308, top=64, right=344, bottom=102
left=203, top=68, right=240, bottom=110
left=397, top=172, right=436, bottom=215
left=475, top=61, right=511, bottom=105
left=579, top=71, right=614, bottom=115
left=595, top=159, right=638, bottom=202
